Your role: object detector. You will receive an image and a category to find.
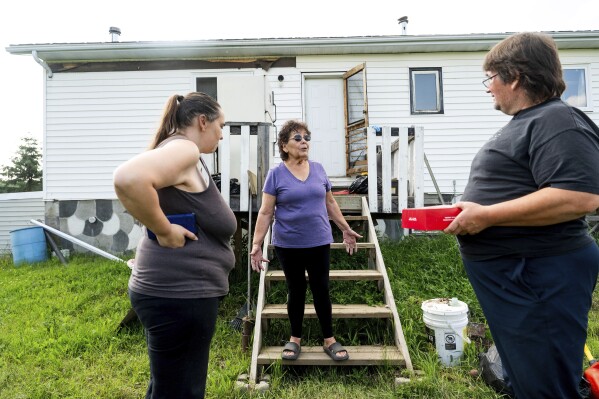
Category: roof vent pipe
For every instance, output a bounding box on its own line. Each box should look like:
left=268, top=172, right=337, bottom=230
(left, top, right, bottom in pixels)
left=109, top=27, right=121, bottom=42
left=398, top=16, right=408, bottom=35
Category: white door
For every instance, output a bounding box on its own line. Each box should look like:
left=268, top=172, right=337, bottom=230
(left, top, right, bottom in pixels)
left=304, top=78, right=346, bottom=177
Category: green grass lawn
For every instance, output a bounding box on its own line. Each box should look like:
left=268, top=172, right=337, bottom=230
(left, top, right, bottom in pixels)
left=1, top=234, right=597, bottom=398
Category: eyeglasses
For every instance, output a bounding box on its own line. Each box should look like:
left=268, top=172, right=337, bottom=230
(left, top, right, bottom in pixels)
left=482, top=73, right=499, bottom=88
left=291, top=134, right=311, bottom=142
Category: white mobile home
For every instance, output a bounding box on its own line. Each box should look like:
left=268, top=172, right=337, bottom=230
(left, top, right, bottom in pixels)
left=6, top=31, right=599, bottom=252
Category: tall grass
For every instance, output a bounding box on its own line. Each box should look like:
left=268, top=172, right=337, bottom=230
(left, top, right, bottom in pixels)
left=1, top=233, right=597, bottom=398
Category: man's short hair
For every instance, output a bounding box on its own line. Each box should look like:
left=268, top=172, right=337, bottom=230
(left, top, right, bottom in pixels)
left=483, top=32, right=566, bottom=103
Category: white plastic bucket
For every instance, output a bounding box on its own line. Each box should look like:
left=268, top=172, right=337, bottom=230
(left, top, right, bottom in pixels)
left=421, top=297, right=470, bottom=366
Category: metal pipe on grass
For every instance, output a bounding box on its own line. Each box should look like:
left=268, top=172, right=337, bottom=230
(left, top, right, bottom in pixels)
left=30, top=219, right=125, bottom=263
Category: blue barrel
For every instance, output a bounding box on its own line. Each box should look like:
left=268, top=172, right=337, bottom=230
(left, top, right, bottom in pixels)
left=10, top=226, right=48, bottom=266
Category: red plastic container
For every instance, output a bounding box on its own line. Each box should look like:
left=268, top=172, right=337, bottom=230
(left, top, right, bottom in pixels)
left=401, top=206, right=462, bottom=231
left=584, top=362, right=599, bottom=399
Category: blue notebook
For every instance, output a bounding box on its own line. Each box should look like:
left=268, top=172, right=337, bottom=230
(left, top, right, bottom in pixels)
left=147, top=213, right=197, bottom=240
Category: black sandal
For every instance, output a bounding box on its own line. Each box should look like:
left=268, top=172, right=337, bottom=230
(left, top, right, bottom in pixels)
left=282, top=341, right=301, bottom=360
left=324, top=342, right=349, bottom=361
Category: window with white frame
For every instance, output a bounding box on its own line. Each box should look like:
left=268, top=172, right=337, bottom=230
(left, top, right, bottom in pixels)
left=409, top=67, right=444, bottom=114
left=562, top=66, right=592, bottom=111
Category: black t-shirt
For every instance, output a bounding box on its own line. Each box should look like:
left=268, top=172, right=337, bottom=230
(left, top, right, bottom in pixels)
left=458, top=98, right=599, bottom=260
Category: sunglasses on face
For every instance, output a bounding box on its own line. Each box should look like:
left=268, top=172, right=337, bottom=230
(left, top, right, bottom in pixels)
left=291, top=134, right=311, bottom=142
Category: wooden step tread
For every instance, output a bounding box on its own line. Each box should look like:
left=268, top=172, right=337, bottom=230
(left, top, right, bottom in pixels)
left=266, top=269, right=382, bottom=281
left=347, top=167, right=368, bottom=175
left=332, top=195, right=363, bottom=212
left=330, top=242, right=374, bottom=250
left=330, top=215, right=368, bottom=221
left=261, top=304, right=392, bottom=319
left=257, top=345, right=405, bottom=366
left=268, top=242, right=375, bottom=251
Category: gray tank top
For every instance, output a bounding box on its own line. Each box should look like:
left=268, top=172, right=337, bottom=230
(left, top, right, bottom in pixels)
left=128, top=137, right=237, bottom=299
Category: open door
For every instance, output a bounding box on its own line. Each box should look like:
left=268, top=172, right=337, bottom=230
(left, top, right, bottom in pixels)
left=343, top=63, right=369, bottom=176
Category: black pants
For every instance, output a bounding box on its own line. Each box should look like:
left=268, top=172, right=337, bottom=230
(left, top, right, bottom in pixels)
left=275, top=244, right=333, bottom=339
left=129, top=290, right=220, bottom=399
left=463, top=242, right=599, bottom=399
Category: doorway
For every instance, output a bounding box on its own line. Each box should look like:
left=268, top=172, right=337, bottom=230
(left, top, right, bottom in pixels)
left=304, top=77, right=346, bottom=177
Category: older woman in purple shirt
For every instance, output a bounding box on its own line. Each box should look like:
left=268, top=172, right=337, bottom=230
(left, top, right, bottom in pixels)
left=250, top=119, right=362, bottom=361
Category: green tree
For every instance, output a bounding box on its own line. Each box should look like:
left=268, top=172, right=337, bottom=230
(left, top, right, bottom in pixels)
left=0, top=136, right=43, bottom=193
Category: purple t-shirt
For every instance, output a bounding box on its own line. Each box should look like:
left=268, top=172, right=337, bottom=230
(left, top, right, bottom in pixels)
left=263, top=160, right=333, bottom=248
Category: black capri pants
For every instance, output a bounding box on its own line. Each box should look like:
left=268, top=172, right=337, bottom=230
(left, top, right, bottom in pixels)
left=275, top=244, right=333, bottom=339
left=129, top=290, right=220, bottom=399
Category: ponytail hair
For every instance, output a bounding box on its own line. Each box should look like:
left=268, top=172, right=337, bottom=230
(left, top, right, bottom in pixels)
left=149, top=92, right=222, bottom=149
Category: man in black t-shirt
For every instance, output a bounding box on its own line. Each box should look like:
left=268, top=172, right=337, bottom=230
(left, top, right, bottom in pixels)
left=445, top=32, right=599, bottom=399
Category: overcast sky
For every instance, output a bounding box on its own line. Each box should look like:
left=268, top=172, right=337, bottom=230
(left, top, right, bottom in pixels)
left=1, top=0, right=598, bottom=166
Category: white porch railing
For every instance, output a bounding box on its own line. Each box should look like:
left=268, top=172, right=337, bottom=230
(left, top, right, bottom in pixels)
left=204, top=123, right=271, bottom=212
left=366, top=126, right=424, bottom=213
left=207, top=123, right=424, bottom=215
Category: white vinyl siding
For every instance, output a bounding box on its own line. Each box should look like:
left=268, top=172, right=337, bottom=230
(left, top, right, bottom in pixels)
left=296, top=51, right=599, bottom=195
left=42, top=49, right=599, bottom=201
left=297, top=53, right=507, bottom=194
left=44, top=71, right=192, bottom=200
left=44, top=70, right=272, bottom=200
left=0, top=192, right=44, bottom=253
left=265, top=68, right=303, bottom=165
left=44, top=68, right=303, bottom=200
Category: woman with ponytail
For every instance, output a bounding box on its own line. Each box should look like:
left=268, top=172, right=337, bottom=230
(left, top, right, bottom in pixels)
left=114, top=92, right=236, bottom=398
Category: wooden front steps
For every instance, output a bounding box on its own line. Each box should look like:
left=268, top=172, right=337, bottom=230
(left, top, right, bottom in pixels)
left=257, top=345, right=404, bottom=366
left=249, top=196, right=412, bottom=383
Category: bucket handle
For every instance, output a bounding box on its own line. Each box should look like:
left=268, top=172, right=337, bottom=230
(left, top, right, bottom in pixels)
left=448, top=322, right=471, bottom=344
